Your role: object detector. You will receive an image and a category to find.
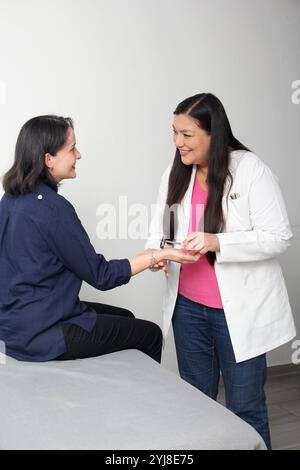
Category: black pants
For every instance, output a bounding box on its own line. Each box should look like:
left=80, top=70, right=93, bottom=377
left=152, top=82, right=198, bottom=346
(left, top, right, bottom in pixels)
left=56, top=301, right=162, bottom=363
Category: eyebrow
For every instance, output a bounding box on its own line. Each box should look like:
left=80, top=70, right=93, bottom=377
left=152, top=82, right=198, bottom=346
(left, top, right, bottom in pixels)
left=172, top=126, right=194, bottom=133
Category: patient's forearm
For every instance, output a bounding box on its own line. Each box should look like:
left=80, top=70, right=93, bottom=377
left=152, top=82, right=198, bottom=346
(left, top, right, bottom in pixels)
left=128, top=250, right=163, bottom=276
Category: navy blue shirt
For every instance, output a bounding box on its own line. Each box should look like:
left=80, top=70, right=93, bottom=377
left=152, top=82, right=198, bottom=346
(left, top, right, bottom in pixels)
left=0, top=182, right=132, bottom=361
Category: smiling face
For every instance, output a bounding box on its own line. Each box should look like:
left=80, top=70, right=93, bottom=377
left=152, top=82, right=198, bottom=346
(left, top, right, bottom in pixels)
left=44, top=127, right=81, bottom=183
left=172, top=114, right=211, bottom=167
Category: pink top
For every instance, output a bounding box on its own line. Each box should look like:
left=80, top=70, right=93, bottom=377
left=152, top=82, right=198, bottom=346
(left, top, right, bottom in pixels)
left=178, top=177, right=224, bottom=309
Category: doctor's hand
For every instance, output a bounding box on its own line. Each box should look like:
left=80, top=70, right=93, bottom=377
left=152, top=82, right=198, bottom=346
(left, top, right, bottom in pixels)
left=149, top=259, right=170, bottom=277
left=146, top=248, right=200, bottom=277
left=181, top=232, right=220, bottom=255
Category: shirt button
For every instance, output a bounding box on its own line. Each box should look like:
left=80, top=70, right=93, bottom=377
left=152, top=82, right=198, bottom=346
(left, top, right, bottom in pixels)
left=37, top=194, right=43, bottom=200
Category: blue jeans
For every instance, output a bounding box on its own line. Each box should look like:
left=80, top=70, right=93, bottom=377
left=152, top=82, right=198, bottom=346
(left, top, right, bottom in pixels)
left=172, top=294, right=271, bottom=449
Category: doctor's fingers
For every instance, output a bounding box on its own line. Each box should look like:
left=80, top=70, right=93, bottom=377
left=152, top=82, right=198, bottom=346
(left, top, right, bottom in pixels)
left=185, top=242, right=204, bottom=251
left=182, top=253, right=202, bottom=263
left=163, top=265, right=170, bottom=277
left=183, top=232, right=204, bottom=245
left=184, top=231, right=202, bottom=241
left=198, top=246, right=210, bottom=255
left=152, top=260, right=166, bottom=269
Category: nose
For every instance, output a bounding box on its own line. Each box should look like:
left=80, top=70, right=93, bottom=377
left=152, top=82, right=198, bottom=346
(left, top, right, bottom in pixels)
left=75, top=149, right=81, bottom=160
left=174, top=134, right=184, bottom=148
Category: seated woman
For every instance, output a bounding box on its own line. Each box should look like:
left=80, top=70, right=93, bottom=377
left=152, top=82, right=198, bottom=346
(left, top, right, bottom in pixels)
left=0, top=115, right=200, bottom=363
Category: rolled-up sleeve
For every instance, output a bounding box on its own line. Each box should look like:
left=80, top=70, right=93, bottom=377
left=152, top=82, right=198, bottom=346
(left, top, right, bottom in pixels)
left=48, top=201, right=132, bottom=290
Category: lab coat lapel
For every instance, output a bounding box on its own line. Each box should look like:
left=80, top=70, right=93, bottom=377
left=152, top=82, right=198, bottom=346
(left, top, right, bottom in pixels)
left=177, top=165, right=197, bottom=240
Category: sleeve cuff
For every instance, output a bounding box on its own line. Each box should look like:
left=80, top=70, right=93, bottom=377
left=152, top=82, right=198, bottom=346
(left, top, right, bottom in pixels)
left=122, top=258, right=133, bottom=283
left=215, top=233, right=226, bottom=263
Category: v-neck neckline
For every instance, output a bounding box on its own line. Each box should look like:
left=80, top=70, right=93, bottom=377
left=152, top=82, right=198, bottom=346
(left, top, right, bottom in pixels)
left=195, top=176, right=208, bottom=192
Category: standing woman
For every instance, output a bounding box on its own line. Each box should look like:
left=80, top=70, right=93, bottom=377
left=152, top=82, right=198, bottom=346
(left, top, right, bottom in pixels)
left=146, top=93, right=296, bottom=449
left=0, top=115, right=200, bottom=365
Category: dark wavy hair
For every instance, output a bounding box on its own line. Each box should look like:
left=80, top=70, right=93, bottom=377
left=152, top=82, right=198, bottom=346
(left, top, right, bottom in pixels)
left=165, top=93, right=250, bottom=266
left=2, top=115, right=73, bottom=196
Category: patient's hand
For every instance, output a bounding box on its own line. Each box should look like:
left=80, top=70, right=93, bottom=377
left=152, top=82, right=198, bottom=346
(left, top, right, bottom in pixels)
left=162, top=247, right=201, bottom=264
left=140, top=249, right=169, bottom=276
left=141, top=248, right=200, bottom=278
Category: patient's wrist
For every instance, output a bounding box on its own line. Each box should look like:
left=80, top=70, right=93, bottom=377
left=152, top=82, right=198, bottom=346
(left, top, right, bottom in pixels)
left=148, top=249, right=164, bottom=267
left=159, top=248, right=170, bottom=262
left=155, top=249, right=166, bottom=263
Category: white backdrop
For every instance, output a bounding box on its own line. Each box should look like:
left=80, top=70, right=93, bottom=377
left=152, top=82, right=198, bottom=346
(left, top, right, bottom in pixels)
left=0, top=0, right=299, bottom=370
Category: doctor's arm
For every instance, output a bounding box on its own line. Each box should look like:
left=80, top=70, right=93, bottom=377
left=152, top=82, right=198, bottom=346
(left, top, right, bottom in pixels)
left=215, top=162, right=293, bottom=263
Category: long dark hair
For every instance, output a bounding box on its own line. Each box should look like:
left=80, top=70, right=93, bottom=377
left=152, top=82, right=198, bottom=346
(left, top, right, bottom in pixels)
left=165, top=93, right=250, bottom=266
left=2, top=115, right=73, bottom=196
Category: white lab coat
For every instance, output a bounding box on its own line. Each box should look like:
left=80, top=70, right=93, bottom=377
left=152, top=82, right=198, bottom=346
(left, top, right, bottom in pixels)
left=145, top=150, right=296, bottom=362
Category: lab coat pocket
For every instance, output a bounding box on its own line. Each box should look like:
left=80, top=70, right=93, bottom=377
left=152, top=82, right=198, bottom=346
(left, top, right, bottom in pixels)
left=252, top=264, right=288, bottom=327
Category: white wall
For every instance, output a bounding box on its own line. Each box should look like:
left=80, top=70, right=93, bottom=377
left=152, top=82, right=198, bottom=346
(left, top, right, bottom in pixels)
left=0, top=0, right=299, bottom=371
